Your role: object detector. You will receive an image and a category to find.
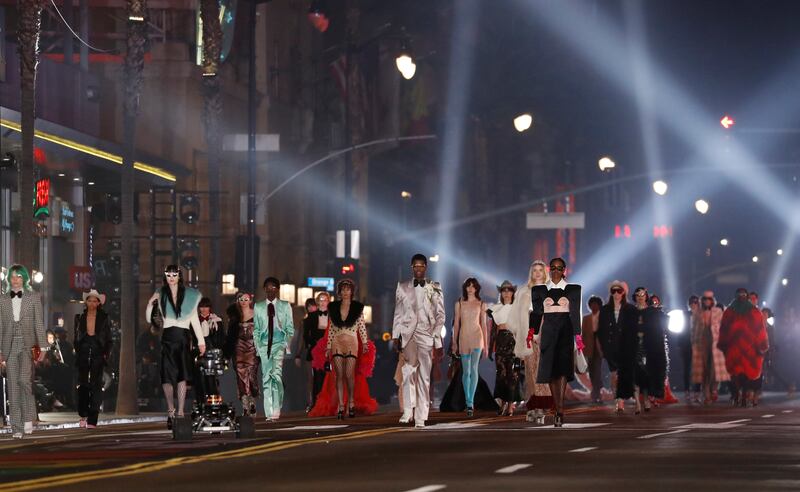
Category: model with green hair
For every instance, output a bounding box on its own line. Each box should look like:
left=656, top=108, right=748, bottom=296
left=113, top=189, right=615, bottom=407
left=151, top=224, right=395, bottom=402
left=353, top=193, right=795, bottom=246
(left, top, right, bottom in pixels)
left=0, top=263, right=47, bottom=439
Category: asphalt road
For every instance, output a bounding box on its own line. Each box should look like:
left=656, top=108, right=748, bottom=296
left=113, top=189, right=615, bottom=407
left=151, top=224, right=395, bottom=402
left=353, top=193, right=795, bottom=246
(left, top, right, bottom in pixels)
left=1, top=394, right=799, bottom=492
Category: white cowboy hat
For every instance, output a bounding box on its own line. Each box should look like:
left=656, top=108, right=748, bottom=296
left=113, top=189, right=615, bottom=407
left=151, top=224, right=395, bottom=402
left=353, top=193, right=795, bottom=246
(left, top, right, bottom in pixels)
left=82, top=289, right=106, bottom=305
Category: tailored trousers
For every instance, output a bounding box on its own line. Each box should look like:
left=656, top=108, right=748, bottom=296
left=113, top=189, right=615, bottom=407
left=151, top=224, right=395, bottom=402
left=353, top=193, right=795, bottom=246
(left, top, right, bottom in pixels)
left=401, top=333, right=434, bottom=423
left=7, top=338, right=36, bottom=434
left=259, top=343, right=286, bottom=418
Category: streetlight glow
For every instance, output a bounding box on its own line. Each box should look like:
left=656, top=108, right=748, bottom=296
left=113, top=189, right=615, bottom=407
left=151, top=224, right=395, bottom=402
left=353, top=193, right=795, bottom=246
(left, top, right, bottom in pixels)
left=513, top=113, right=533, bottom=132
left=652, top=180, right=668, bottom=195
left=396, top=54, right=417, bottom=80
left=720, top=238, right=729, bottom=246
left=752, top=256, right=759, bottom=263
left=667, top=309, right=686, bottom=334
left=401, top=191, right=412, bottom=199
left=777, top=249, right=784, bottom=256
left=695, top=199, right=709, bottom=214
left=598, top=156, right=616, bottom=172
left=782, top=278, right=788, bottom=286
left=429, top=254, right=440, bottom=263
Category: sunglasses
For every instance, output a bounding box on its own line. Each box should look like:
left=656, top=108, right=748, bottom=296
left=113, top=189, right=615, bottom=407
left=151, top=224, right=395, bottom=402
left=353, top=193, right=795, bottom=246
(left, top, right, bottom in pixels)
left=635, top=291, right=647, bottom=296
left=550, top=265, right=565, bottom=272
left=237, top=296, right=251, bottom=303
left=701, top=296, right=713, bottom=301
left=165, top=272, right=180, bottom=278
left=610, top=288, right=624, bottom=294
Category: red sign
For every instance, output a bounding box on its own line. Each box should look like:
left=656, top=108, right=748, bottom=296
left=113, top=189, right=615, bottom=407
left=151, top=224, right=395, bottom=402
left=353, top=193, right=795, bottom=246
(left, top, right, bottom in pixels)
left=69, top=266, right=94, bottom=291
left=34, top=178, right=50, bottom=218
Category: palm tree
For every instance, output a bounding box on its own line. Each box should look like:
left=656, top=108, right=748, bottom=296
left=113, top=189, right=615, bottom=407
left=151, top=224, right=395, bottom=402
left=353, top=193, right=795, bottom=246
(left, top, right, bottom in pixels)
left=116, top=0, right=147, bottom=415
left=16, top=0, right=46, bottom=267
left=201, top=0, right=223, bottom=307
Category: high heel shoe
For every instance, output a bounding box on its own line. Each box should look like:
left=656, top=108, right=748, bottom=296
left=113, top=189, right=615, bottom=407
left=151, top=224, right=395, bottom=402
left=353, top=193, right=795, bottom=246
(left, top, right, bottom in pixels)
left=348, top=406, right=355, bottom=418
left=166, top=410, right=175, bottom=430
left=337, top=407, right=344, bottom=420
left=466, top=407, right=474, bottom=417
left=554, top=413, right=563, bottom=428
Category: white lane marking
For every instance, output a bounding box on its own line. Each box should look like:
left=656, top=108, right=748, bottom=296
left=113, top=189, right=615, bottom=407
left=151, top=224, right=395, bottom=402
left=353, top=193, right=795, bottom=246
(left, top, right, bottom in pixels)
left=761, top=414, right=775, bottom=419
left=675, top=419, right=750, bottom=430
left=782, top=410, right=793, bottom=414
left=261, top=425, right=349, bottom=431
left=495, top=464, right=532, bottom=474
left=402, top=486, right=447, bottom=492
left=637, top=429, right=691, bottom=440
left=525, top=423, right=612, bottom=430
left=424, top=422, right=486, bottom=430
left=568, top=447, right=598, bottom=453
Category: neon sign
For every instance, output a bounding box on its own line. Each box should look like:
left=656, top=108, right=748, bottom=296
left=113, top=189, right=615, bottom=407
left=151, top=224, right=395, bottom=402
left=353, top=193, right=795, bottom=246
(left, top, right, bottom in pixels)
left=34, top=178, right=50, bottom=218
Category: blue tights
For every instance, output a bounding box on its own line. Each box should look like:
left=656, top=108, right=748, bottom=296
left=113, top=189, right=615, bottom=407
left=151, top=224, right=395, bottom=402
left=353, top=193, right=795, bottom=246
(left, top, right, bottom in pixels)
left=461, top=348, right=482, bottom=408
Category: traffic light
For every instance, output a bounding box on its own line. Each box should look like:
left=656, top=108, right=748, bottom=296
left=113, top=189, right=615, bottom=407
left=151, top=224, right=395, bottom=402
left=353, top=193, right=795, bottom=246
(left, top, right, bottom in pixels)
left=334, top=258, right=358, bottom=279
left=720, top=115, right=735, bottom=129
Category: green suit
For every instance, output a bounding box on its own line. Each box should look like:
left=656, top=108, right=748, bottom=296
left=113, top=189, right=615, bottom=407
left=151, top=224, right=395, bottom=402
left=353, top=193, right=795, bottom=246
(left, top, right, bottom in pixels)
left=254, top=298, right=294, bottom=418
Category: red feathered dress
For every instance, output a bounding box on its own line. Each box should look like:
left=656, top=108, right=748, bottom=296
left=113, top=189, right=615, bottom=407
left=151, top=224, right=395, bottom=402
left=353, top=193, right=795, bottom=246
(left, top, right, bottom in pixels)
left=718, top=302, right=769, bottom=381
left=308, top=306, right=378, bottom=417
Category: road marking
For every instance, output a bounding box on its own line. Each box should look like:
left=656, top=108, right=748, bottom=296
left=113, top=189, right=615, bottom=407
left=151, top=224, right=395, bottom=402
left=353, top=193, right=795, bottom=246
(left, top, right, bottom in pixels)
left=782, top=410, right=793, bottom=414
left=568, top=447, right=598, bottom=453
left=637, top=429, right=690, bottom=440
left=495, top=464, right=532, bottom=474
left=761, top=414, right=775, bottom=419
left=260, top=425, right=349, bottom=431
left=424, top=422, right=486, bottom=430
left=675, top=419, right=750, bottom=430
left=0, top=427, right=403, bottom=492
left=401, top=486, right=447, bottom=492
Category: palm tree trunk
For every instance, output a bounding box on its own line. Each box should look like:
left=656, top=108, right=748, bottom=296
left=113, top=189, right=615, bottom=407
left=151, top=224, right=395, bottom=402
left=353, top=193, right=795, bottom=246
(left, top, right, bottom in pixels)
left=201, top=0, right=222, bottom=306
left=16, top=0, right=46, bottom=268
left=117, top=0, right=147, bottom=415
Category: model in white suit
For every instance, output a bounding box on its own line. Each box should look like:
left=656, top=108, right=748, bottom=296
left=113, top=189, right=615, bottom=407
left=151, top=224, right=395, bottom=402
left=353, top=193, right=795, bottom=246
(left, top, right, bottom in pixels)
left=392, top=255, right=445, bottom=428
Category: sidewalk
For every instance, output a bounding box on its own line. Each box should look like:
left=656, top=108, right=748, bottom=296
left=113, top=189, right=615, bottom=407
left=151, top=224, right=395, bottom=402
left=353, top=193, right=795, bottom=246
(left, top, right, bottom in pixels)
left=1, top=412, right=166, bottom=434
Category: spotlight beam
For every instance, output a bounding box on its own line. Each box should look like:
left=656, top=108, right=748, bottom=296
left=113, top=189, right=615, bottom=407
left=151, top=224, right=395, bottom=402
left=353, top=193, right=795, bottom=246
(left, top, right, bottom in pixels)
left=435, top=0, right=480, bottom=284
left=516, top=0, right=799, bottom=229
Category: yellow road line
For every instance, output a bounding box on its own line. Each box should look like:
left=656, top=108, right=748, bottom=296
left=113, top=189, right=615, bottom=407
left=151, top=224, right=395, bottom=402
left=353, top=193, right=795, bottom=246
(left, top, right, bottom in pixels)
left=0, top=427, right=402, bottom=492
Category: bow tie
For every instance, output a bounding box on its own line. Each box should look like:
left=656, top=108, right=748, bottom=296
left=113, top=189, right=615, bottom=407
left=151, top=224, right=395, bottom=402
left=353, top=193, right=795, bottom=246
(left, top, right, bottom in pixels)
left=318, top=311, right=328, bottom=316
left=9, top=291, right=22, bottom=299
left=414, top=280, right=426, bottom=288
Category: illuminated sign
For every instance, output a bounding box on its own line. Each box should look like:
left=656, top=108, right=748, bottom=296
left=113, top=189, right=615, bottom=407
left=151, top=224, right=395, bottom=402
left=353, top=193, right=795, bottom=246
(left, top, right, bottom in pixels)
left=720, top=115, right=735, bottom=129
left=60, top=202, right=75, bottom=234
left=69, top=266, right=94, bottom=291
left=614, top=224, right=632, bottom=238
left=34, top=178, right=50, bottom=218
left=653, top=225, right=673, bottom=238
left=307, top=277, right=335, bottom=292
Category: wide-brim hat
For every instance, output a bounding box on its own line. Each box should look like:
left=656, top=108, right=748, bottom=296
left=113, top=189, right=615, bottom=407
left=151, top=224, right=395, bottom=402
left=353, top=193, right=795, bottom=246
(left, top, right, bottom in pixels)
left=496, top=280, right=517, bottom=292
left=608, top=280, right=629, bottom=295
left=82, top=289, right=106, bottom=305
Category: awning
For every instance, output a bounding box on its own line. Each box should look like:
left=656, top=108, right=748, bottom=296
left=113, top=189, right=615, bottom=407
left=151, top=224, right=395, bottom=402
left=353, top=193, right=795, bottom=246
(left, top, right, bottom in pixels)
left=0, top=107, right=188, bottom=184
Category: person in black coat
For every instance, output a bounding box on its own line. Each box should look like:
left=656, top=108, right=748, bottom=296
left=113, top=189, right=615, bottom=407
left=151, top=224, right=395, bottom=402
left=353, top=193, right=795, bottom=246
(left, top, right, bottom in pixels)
left=597, top=280, right=638, bottom=413
left=74, top=290, right=113, bottom=428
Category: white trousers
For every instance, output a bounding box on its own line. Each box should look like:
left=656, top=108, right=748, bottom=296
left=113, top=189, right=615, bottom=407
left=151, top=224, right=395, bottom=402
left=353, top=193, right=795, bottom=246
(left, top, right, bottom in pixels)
left=401, top=333, right=433, bottom=423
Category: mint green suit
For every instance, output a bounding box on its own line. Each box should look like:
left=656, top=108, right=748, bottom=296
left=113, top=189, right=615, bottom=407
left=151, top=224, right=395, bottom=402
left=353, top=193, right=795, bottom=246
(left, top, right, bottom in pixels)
left=253, top=299, right=294, bottom=417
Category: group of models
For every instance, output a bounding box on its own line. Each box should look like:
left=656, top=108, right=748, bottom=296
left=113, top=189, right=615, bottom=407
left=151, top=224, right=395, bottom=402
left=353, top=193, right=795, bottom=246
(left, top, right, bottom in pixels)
left=0, top=254, right=774, bottom=438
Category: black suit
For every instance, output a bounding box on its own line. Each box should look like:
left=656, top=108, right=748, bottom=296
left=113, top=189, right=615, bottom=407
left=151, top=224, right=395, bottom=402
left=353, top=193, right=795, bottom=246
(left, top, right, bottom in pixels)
left=74, top=310, right=113, bottom=425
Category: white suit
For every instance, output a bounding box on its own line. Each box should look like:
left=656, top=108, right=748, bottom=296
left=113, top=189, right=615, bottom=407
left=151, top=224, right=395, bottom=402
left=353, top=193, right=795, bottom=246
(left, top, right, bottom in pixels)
left=392, top=279, right=445, bottom=423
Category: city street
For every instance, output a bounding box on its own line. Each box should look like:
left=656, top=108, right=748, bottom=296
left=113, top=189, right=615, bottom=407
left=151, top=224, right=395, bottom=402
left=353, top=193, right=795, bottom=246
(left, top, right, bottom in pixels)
left=1, top=394, right=798, bottom=491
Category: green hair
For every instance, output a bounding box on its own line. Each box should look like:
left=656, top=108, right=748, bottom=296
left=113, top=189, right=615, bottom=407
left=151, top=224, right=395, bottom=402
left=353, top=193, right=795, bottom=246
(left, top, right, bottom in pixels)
left=4, top=264, right=33, bottom=293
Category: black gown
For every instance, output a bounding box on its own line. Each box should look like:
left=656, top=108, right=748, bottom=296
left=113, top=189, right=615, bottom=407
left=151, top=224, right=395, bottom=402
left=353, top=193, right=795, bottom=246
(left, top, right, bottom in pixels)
left=618, top=306, right=667, bottom=399
left=530, top=284, right=582, bottom=384
left=597, top=302, right=637, bottom=373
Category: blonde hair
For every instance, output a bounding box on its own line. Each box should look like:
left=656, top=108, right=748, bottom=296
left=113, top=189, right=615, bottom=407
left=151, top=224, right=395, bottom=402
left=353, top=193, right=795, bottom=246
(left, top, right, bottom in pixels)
left=528, top=260, right=549, bottom=288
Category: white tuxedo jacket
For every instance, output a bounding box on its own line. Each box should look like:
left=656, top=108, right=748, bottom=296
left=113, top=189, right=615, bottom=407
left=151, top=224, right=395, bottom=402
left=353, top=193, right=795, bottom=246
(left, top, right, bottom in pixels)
left=392, top=279, right=445, bottom=349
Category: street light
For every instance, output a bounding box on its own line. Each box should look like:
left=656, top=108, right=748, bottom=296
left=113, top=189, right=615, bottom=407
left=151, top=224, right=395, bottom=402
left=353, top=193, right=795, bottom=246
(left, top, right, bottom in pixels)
left=695, top=199, right=709, bottom=214
left=782, top=278, right=789, bottom=286
left=720, top=238, right=729, bottom=246
left=752, top=256, right=759, bottom=263
left=598, top=156, right=616, bottom=172
left=429, top=254, right=440, bottom=263
left=395, top=39, right=416, bottom=80
left=513, top=113, right=533, bottom=132
left=777, top=249, right=784, bottom=256
left=32, top=270, right=44, bottom=284
left=401, top=191, right=412, bottom=199
left=652, top=180, right=668, bottom=196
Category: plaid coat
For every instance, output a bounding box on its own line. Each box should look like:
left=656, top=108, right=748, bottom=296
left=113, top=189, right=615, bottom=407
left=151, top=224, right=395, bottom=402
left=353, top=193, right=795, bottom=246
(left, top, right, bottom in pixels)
left=691, top=306, right=730, bottom=384
left=0, top=291, right=47, bottom=357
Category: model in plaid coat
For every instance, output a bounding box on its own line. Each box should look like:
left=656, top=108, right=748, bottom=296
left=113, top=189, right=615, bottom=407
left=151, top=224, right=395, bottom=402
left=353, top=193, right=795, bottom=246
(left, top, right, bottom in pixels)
left=691, top=291, right=729, bottom=404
